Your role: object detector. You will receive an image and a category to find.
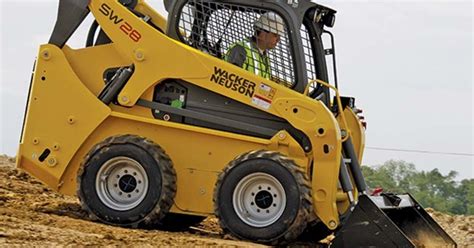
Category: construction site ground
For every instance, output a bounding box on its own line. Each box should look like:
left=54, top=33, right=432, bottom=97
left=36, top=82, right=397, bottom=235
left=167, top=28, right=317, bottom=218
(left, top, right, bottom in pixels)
left=0, top=155, right=472, bottom=247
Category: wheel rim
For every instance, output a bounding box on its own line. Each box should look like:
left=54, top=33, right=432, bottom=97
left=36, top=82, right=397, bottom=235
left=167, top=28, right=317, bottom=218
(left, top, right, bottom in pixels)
left=232, top=172, right=286, bottom=227
left=95, top=156, right=149, bottom=211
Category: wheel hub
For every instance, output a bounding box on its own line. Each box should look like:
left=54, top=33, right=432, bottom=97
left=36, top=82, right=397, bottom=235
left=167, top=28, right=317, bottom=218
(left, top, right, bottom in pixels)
left=119, top=174, right=137, bottom=193
left=232, top=172, right=286, bottom=227
left=96, top=157, right=149, bottom=211
left=255, top=191, right=273, bottom=209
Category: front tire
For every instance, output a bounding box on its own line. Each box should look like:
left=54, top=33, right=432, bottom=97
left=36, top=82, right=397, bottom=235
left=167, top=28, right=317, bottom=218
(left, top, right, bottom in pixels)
left=214, top=150, right=312, bottom=245
left=77, top=134, right=176, bottom=227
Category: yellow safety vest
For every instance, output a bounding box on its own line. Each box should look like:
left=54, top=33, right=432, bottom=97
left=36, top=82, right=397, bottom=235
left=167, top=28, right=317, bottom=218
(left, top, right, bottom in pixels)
left=226, top=39, right=271, bottom=79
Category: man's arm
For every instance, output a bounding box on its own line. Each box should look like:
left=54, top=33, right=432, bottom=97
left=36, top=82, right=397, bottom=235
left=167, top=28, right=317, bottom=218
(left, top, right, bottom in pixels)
left=225, top=45, right=246, bottom=68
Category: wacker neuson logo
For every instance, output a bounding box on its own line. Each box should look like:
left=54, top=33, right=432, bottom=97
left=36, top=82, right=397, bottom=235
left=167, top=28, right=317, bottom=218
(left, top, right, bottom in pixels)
left=210, top=67, right=256, bottom=97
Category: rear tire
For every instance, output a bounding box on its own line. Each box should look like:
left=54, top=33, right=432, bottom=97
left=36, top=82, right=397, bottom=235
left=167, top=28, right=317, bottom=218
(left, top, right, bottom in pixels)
left=214, top=150, right=312, bottom=245
left=77, top=134, right=176, bottom=227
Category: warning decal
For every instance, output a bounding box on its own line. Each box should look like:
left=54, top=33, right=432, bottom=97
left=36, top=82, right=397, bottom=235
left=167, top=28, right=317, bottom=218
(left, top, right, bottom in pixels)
left=252, top=93, right=272, bottom=110
left=258, top=83, right=276, bottom=100
left=252, top=83, right=276, bottom=110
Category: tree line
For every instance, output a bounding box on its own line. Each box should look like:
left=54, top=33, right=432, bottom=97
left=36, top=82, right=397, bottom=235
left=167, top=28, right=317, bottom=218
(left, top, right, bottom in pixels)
left=361, top=160, right=473, bottom=215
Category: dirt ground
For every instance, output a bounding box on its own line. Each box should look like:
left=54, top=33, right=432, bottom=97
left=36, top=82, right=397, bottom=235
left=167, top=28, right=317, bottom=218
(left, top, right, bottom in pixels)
left=0, top=154, right=472, bottom=247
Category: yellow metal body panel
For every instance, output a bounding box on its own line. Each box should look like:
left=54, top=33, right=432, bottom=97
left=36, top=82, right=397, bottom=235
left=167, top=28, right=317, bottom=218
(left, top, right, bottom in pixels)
left=343, top=108, right=365, bottom=160
left=16, top=0, right=367, bottom=230
left=17, top=44, right=111, bottom=190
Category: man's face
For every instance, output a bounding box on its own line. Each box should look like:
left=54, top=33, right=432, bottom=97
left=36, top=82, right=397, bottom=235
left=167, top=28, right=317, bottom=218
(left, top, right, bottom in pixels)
left=258, top=31, right=280, bottom=50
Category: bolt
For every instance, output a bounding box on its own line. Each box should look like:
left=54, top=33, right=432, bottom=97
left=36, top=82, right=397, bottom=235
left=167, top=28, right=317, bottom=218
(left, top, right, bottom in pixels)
left=329, top=220, right=337, bottom=228
left=134, top=50, right=145, bottom=61
left=278, top=132, right=286, bottom=140
left=251, top=202, right=254, bottom=205
left=124, top=170, right=128, bottom=174
left=41, top=49, right=51, bottom=60
left=341, top=129, right=347, bottom=138
left=267, top=187, right=271, bottom=191
left=47, top=157, right=58, bottom=167
left=273, top=204, right=276, bottom=207
left=135, top=189, right=139, bottom=193
left=114, top=184, right=118, bottom=188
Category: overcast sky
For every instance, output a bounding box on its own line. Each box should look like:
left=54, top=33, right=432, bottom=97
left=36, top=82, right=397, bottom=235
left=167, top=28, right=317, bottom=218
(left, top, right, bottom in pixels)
left=1, top=0, right=472, bottom=180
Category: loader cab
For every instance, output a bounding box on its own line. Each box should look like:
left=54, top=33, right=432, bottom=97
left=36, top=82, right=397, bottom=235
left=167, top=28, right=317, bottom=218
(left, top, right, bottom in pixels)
left=164, top=0, right=336, bottom=106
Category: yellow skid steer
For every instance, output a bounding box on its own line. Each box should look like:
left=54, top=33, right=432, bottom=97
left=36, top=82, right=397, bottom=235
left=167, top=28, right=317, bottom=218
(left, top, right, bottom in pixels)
left=17, top=0, right=456, bottom=246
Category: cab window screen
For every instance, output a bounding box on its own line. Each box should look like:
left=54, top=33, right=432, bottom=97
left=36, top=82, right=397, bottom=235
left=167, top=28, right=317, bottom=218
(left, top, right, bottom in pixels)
left=178, top=1, right=296, bottom=87
left=301, top=24, right=318, bottom=93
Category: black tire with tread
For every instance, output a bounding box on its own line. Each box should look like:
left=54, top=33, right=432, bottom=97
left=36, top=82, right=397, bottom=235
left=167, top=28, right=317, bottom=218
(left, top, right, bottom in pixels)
left=77, top=134, right=176, bottom=228
left=214, top=150, right=313, bottom=245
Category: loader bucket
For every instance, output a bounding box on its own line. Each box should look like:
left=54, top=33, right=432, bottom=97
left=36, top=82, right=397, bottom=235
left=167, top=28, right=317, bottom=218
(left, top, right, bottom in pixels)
left=331, top=194, right=457, bottom=248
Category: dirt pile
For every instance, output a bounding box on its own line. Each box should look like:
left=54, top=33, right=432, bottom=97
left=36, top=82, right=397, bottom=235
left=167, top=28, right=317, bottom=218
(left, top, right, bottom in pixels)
left=0, top=154, right=472, bottom=247
left=0, top=155, right=264, bottom=247
left=425, top=208, right=474, bottom=247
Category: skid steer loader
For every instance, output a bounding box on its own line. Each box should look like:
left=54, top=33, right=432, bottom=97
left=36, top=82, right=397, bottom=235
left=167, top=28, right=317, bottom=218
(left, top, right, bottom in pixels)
left=17, top=0, right=456, bottom=246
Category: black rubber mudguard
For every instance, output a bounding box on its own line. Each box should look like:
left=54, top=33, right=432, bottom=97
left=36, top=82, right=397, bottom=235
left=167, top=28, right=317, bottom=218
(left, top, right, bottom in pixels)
left=331, top=194, right=457, bottom=248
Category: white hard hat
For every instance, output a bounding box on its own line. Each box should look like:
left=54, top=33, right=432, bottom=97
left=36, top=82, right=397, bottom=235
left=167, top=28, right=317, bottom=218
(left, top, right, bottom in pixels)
left=254, top=12, right=285, bottom=36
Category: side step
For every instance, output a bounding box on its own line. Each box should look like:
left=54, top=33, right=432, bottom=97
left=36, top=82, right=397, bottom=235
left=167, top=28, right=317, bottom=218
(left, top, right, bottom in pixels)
left=331, top=194, right=457, bottom=247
